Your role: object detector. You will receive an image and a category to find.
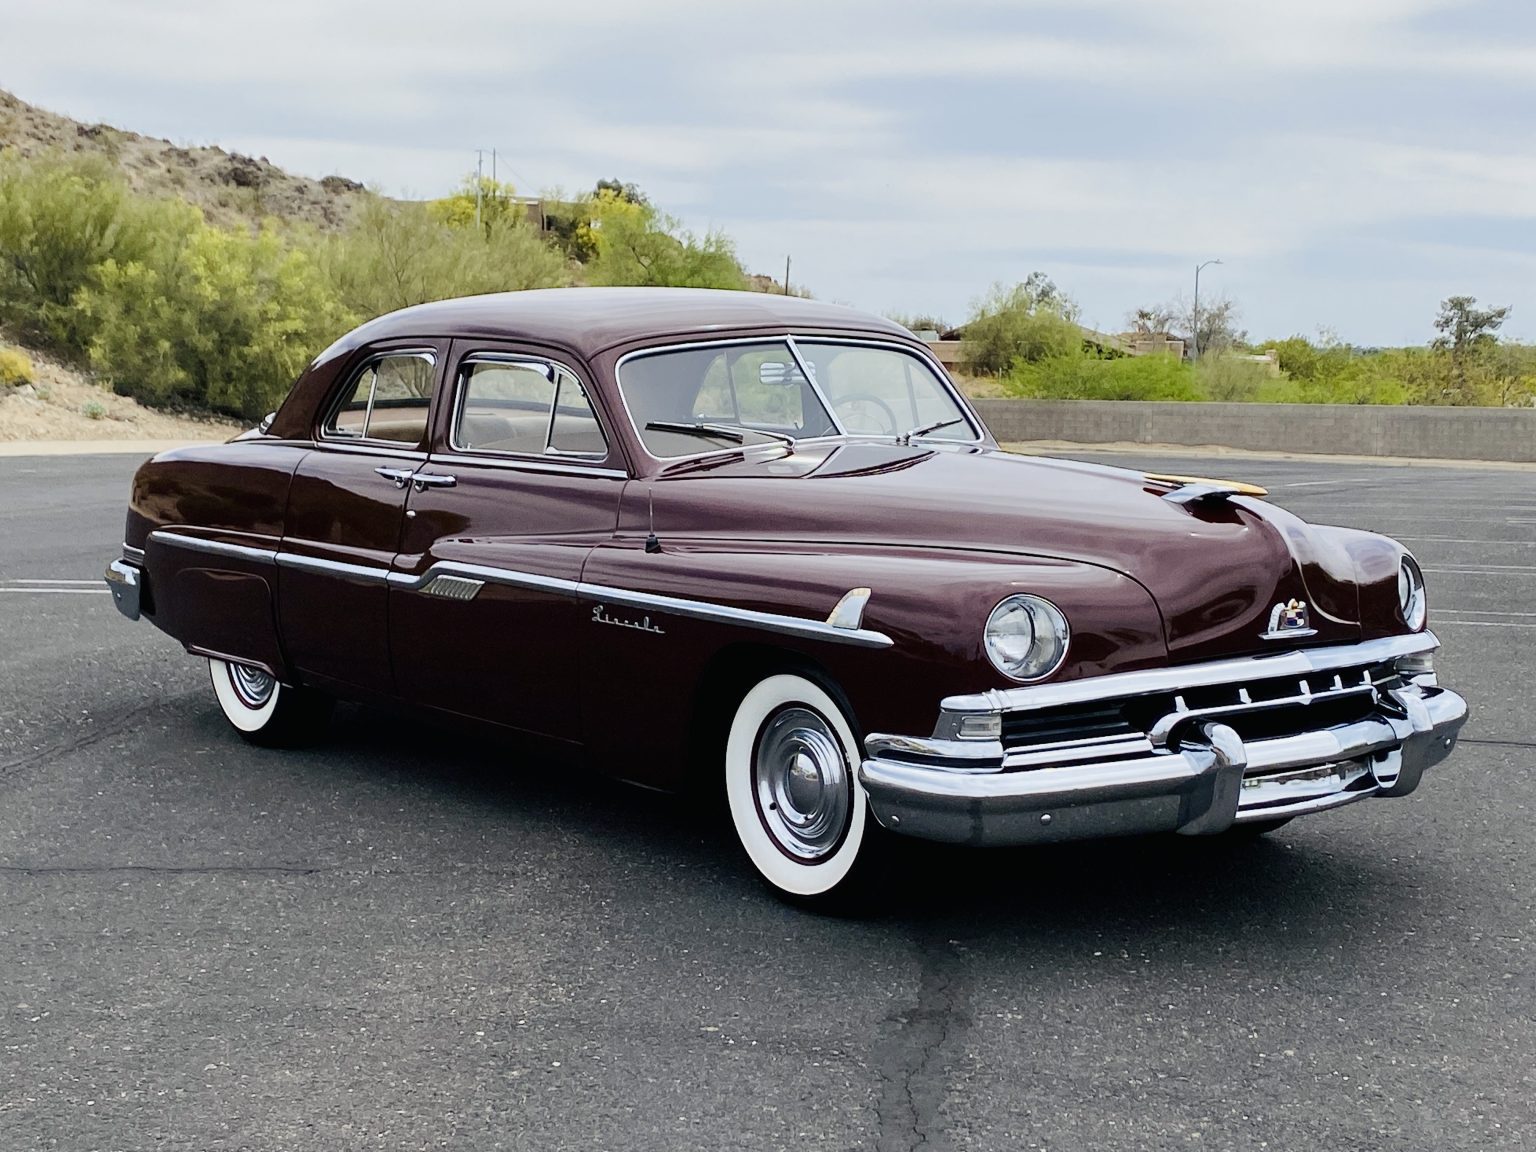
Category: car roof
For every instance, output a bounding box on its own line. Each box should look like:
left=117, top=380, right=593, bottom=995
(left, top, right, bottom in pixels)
left=335, top=287, right=913, bottom=359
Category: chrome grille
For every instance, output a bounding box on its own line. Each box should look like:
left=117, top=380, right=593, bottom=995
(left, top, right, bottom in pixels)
left=1001, top=659, right=1406, bottom=768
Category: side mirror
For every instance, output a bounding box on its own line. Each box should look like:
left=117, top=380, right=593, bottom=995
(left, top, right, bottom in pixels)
left=759, top=361, right=814, bottom=386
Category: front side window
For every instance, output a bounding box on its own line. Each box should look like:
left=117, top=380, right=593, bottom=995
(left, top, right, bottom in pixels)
left=454, top=358, right=607, bottom=459
left=324, top=353, right=434, bottom=445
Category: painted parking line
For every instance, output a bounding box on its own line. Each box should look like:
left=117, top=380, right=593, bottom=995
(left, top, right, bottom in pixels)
left=0, top=578, right=110, bottom=595
left=1423, top=565, right=1536, bottom=575
left=1435, top=619, right=1536, bottom=629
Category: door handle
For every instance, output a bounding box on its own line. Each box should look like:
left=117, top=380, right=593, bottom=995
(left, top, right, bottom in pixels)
left=375, top=466, right=414, bottom=489
left=412, top=473, right=457, bottom=491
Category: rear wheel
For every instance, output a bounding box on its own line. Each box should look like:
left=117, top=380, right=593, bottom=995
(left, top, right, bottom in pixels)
left=208, top=658, right=332, bottom=747
left=724, top=672, right=880, bottom=906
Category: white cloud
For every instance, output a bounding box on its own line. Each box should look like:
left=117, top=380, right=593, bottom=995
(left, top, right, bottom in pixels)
left=4, top=0, right=1535, bottom=342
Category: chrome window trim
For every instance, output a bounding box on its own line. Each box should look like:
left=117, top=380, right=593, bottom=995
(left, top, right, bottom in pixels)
left=613, top=334, right=984, bottom=466
left=449, top=352, right=613, bottom=465
left=784, top=335, right=849, bottom=437
left=317, top=348, right=438, bottom=451
left=939, top=631, right=1441, bottom=715
left=432, top=455, right=628, bottom=480
left=310, top=443, right=429, bottom=462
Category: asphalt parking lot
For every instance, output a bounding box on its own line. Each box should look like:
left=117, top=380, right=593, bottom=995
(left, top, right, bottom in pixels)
left=1, top=448, right=1532, bottom=1151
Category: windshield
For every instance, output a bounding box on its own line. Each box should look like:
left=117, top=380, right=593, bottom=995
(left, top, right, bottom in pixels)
left=794, top=342, right=975, bottom=442
left=618, top=339, right=975, bottom=458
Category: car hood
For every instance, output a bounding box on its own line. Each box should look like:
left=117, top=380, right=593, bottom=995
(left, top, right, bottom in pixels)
left=650, top=442, right=1364, bottom=660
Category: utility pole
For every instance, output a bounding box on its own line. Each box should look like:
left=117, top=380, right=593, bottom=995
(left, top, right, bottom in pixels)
left=1192, top=258, right=1222, bottom=362
left=475, top=150, right=484, bottom=232
left=783, top=255, right=791, bottom=295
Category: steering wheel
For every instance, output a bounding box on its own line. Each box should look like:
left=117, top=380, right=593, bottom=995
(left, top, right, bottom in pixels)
left=832, top=393, right=899, bottom=436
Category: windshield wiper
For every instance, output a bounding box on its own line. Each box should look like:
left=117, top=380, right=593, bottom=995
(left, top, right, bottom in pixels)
left=646, top=421, right=796, bottom=450
left=899, top=417, right=965, bottom=445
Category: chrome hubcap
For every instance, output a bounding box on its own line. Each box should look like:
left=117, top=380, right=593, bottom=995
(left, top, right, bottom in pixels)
left=229, top=663, right=276, bottom=709
left=753, top=706, right=851, bottom=862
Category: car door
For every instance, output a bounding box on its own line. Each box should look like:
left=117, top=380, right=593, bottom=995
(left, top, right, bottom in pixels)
left=388, top=341, right=627, bottom=742
left=279, top=342, right=445, bottom=696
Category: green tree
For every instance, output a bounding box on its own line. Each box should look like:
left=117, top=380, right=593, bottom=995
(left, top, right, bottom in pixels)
left=0, top=153, right=162, bottom=352
left=81, top=217, right=353, bottom=419
left=582, top=188, right=748, bottom=290
left=428, top=174, right=527, bottom=235
left=1431, top=295, right=1510, bottom=401
left=319, top=198, right=569, bottom=321
left=960, top=279, right=1082, bottom=376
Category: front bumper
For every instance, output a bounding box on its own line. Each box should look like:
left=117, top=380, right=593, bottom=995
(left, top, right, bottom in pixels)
left=859, top=632, right=1467, bottom=846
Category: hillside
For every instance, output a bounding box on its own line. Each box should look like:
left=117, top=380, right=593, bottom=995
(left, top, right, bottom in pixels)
left=0, top=89, right=369, bottom=230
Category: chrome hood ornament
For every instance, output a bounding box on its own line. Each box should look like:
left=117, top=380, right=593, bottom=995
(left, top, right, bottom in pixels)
left=1261, top=598, right=1317, bottom=640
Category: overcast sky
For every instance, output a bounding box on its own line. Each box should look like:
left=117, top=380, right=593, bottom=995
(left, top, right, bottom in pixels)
left=5, top=0, right=1534, bottom=344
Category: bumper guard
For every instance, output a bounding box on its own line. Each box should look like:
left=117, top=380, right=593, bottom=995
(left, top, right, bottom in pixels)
left=859, top=633, right=1467, bottom=846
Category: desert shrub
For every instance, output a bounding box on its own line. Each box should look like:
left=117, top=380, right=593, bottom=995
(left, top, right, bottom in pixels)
left=0, top=153, right=165, bottom=352
left=1196, top=353, right=1275, bottom=402
left=81, top=217, right=353, bottom=419
left=0, top=345, right=34, bottom=386
left=82, top=399, right=106, bottom=420
left=1004, top=350, right=1204, bottom=401
left=318, top=197, right=571, bottom=321
left=961, top=282, right=1082, bottom=376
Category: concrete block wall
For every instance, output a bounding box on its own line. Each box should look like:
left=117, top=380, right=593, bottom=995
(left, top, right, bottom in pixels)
left=970, top=399, right=1536, bottom=463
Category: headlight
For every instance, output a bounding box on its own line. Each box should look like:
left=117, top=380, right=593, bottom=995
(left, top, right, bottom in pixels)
left=1398, top=555, right=1426, bottom=631
left=984, top=595, right=1070, bottom=681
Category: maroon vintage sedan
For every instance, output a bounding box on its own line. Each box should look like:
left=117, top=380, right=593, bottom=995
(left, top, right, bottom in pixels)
left=104, top=288, right=1466, bottom=902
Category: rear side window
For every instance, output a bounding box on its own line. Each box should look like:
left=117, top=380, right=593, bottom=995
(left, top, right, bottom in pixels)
left=325, top=353, right=435, bottom=445
left=454, top=358, right=607, bottom=459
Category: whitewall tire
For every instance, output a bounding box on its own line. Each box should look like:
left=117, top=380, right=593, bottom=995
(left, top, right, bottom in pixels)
left=725, top=673, right=873, bottom=901
left=207, top=658, right=331, bottom=746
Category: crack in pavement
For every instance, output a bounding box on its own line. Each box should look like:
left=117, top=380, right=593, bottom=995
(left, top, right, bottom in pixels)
left=0, top=690, right=202, bottom=783
left=870, top=928, right=970, bottom=1152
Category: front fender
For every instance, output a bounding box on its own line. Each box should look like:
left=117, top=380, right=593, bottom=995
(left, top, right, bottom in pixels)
left=577, top=539, right=1166, bottom=786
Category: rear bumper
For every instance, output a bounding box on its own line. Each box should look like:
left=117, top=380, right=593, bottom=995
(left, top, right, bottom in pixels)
left=859, top=634, right=1467, bottom=846
left=104, top=558, right=143, bottom=621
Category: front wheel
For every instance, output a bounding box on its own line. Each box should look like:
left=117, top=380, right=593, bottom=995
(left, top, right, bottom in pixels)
left=724, top=672, right=879, bottom=905
left=208, top=658, right=332, bottom=747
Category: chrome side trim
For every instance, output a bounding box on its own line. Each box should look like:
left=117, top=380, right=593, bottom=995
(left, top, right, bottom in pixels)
left=147, top=530, right=278, bottom=565
left=577, top=578, right=894, bottom=649
left=941, top=632, right=1440, bottom=715
left=147, top=529, right=893, bottom=650
left=421, top=574, right=484, bottom=601
left=826, top=587, right=871, bottom=630
left=388, top=560, right=894, bottom=649
left=386, top=561, right=576, bottom=597
left=276, top=552, right=391, bottom=585
left=122, top=543, right=146, bottom=562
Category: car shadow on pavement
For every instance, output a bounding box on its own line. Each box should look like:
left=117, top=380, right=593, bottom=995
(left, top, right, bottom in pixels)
left=252, top=702, right=1418, bottom=949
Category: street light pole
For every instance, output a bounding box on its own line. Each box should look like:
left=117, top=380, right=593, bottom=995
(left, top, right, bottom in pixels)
left=1192, top=258, right=1222, bottom=362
